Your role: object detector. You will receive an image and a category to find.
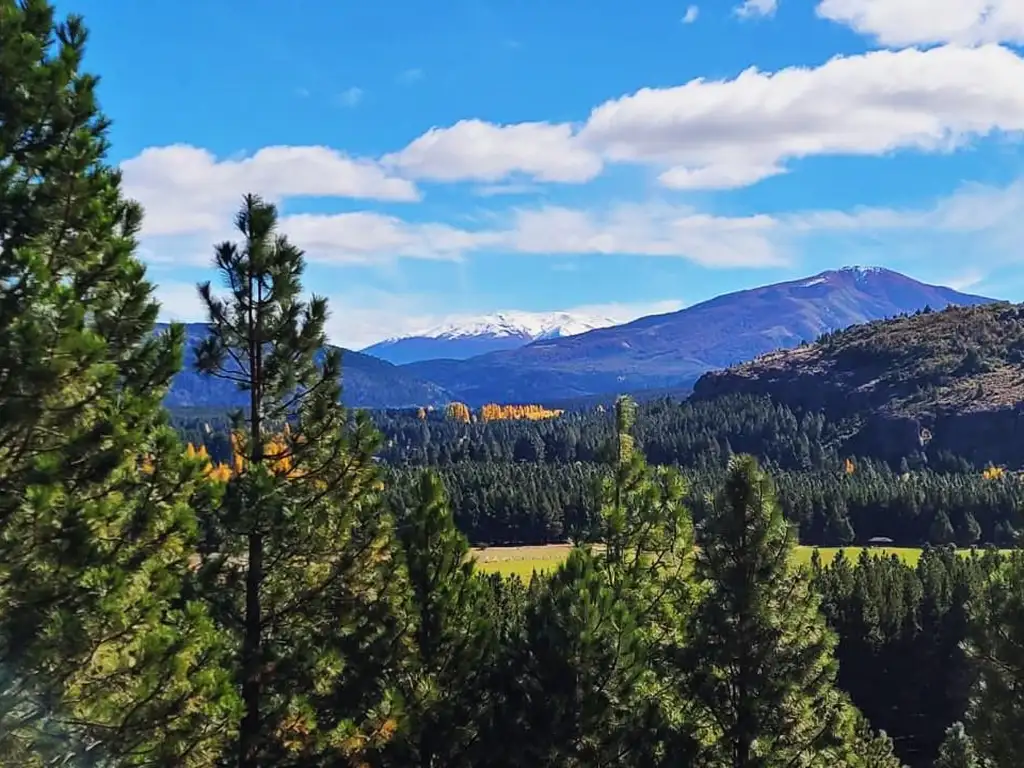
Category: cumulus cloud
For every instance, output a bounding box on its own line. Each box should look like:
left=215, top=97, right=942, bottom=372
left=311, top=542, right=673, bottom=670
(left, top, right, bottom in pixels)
left=149, top=176, right=1024, bottom=345
left=504, top=204, right=786, bottom=267
left=281, top=212, right=499, bottom=265
left=380, top=119, right=603, bottom=183
left=816, top=0, right=1024, bottom=47
left=735, top=0, right=778, bottom=19
left=139, top=203, right=788, bottom=270
left=578, top=44, right=1024, bottom=189
left=376, top=44, right=1024, bottom=191
left=122, top=144, right=419, bottom=237
left=682, top=6, right=700, bottom=24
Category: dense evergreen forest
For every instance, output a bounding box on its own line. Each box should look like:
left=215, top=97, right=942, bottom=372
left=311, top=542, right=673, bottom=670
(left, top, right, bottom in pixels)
left=176, top=395, right=1023, bottom=548
left=3, top=2, right=1024, bottom=768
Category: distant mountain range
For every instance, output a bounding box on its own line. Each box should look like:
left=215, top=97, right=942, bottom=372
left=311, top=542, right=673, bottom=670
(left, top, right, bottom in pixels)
left=163, top=267, right=995, bottom=411
left=399, top=266, right=994, bottom=405
left=360, top=311, right=618, bottom=364
left=162, top=324, right=453, bottom=411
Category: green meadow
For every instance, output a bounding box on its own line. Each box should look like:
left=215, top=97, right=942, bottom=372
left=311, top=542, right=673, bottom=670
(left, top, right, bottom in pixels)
left=471, top=544, right=1005, bottom=578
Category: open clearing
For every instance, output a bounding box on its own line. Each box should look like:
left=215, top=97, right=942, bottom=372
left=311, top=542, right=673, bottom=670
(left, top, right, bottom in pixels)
left=471, top=544, right=997, bottom=578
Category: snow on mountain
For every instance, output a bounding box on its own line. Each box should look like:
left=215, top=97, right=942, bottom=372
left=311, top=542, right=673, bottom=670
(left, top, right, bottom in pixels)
left=417, top=311, right=617, bottom=341
left=361, top=311, right=619, bottom=365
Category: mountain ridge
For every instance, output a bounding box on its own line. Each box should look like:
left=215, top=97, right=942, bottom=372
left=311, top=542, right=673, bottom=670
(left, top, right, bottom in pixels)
left=161, top=323, right=454, bottom=410
left=399, top=266, right=995, bottom=405
left=691, top=300, right=1024, bottom=467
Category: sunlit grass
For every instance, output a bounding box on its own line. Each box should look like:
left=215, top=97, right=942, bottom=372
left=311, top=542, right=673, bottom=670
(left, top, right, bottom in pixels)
left=471, top=544, right=1012, bottom=577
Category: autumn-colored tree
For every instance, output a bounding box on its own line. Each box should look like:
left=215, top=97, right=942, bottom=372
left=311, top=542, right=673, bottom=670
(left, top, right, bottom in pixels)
left=446, top=402, right=471, bottom=423
left=479, top=403, right=563, bottom=422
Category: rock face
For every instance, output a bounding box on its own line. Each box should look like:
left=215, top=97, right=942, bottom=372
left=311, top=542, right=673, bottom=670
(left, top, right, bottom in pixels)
left=692, top=302, right=1024, bottom=467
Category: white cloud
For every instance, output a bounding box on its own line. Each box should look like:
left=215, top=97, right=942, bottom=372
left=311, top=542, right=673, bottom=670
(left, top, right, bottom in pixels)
left=790, top=177, right=1024, bottom=236
left=153, top=281, right=209, bottom=324
left=379, top=44, right=1024, bottom=191
left=578, top=44, right=1024, bottom=188
left=682, top=5, right=700, bottom=24
left=122, top=144, right=419, bottom=237
left=735, top=0, right=778, bottom=19
left=504, top=204, right=786, bottom=267
left=943, top=268, right=988, bottom=292
left=397, top=68, right=424, bottom=84
left=381, top=119, right=604, bottom=183
left=338, top=86, right=363, bottom=107
left=139, top=202, right=787, bottom=269
left=816, top=0, right=1024, bottom=47
left=473, top=182, right=545, bottom=197
left=281, top=212, right=498, bottom=265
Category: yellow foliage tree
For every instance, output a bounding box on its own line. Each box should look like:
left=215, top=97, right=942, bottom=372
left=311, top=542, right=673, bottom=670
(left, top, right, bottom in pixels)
left=478, top=403, right=563, bottom=422
left=982, top=465, right=1005, bottom=480
left=844, top=458, right=855, bottom=475
left=446, top=402, right=471, bottom=423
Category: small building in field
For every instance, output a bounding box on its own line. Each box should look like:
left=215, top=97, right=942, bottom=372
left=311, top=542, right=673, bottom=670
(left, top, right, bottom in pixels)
left=866, top=537, right=894, bottom=547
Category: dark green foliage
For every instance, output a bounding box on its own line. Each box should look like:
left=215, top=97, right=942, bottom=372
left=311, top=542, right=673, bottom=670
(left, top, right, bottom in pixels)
left=388, top=470, right=499, bottom=767
left=177, top=395, right=1024, bottom=548
left=683, top=455, right=855, bottom=767
left=195, top=195, right=403, bottom=765
left=812, top=548, right=996, bottom=766
left=0, top=1, right=236, bottom=762
left=934, top=723, right=983, bottom=768
left=964, top=553, right=1024, bottom=767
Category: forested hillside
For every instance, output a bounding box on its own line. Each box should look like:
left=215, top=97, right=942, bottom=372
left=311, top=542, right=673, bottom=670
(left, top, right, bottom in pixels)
left=178, top=392, right=1023, bottom=548
left=4, top=3, right=1024, bottom=768
left=694, top=302, right=1024, bottom=466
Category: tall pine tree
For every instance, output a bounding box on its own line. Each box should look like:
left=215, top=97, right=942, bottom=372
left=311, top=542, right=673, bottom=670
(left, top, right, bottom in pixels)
left=387, top=470, right=498, bottom=767
left=683, top=454, right=880, bottom=767
left=195, top=194, right=404, bottom=766
left=0, top=1, right=237, bottom=762
left=964, top=553, right=1024, bottom=767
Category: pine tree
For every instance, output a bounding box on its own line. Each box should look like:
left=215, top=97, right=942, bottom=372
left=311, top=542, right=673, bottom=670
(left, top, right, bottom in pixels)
left=388, top=470, right=497, bottom=767
left=0, top=1, right=237, bottom=761
left=195, top=194, right=403, bottom=765
left=964, top=553, right=1024, bottom=767
left=493, top=396, right=697, bottom=767
left=507, top=547, right=651, bottom=767
left=930, top=511, right=955, bottom=546
left=934, top=722, right=982, bottom=768
left=957, top=511, right=981, bottom=548
left=684, top=454, right=857, bottom=767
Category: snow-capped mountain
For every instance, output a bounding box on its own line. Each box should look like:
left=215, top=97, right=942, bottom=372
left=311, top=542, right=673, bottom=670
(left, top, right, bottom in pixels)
left=360, top=311, right=619, bottom=364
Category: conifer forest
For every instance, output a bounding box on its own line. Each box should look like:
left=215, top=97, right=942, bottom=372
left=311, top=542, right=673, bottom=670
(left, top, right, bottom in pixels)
left=2, top=2, right=1024, bottom=767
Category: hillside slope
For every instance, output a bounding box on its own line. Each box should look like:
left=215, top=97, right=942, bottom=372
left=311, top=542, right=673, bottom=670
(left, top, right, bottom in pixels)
left=162, top=324, right=453, bottom=410
left=692, top=301, right=1024, bottom=466
left=404, top=267, right=995, bottom=405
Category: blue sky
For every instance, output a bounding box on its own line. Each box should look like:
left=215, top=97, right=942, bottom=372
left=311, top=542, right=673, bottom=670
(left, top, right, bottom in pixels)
left=60, top=0, right=1024, bottom=347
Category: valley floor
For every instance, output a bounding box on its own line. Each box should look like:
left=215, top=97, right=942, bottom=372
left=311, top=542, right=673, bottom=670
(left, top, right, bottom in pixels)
left=471, top=543, right=1008, bottom=578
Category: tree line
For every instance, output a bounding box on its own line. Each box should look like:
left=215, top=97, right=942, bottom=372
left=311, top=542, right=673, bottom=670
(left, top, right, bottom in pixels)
left=3, top=3, right=1024, bottom=766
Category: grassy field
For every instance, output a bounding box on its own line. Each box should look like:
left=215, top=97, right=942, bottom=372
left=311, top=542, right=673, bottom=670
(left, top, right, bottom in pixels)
left=471, top=544, right=980, bottom=578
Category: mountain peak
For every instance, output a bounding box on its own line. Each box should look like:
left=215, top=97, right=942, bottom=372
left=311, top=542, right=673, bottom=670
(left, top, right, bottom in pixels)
left=362, top=310, right=620, bottom=365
